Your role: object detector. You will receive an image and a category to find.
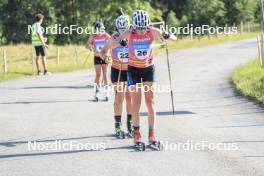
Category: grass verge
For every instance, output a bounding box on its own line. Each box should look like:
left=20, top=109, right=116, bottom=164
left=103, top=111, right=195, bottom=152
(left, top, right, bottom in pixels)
left=0, top=45, right=93, bottom=81
left=231, top=58, right=264, bottom=104
left=0, top=32, right=259, bottom=81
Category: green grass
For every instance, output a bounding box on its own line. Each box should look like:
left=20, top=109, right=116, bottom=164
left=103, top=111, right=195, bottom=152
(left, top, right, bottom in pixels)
left=231, top=58, right=264, bottom=104
left=0, top=32, right=259, bottom=81
left=0, top=45, right=93, bottom=80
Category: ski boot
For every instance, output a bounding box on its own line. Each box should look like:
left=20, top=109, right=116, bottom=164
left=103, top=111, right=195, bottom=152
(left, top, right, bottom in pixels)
left=147, top=129, right=163, bottom=151
left=126, top=119, right=134, bottom=138
left=133, top=130, right=145, bottom=151
left=105, top=96, right=109, bottom=102
left=115, top=128, right=125, bottom=139
left=37, top=70, right=42, bottom=76
left=104, top=85, right=110, bottom=102
left=94, top=88, right=99, bottom=102
left=43, top=70, right=52, bottom=76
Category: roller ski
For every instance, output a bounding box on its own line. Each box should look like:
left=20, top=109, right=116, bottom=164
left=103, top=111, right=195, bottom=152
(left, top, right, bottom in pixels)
left=146, top=129, right=163, bottom=151
left=134, top=141, right=145, bottom=151
left=133, top=130, right=145, bottom=151
left=147, top=141, right=163, bottom=151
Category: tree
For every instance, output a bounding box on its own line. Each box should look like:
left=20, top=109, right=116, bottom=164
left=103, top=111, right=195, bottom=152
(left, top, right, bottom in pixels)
left=223, top=0, right=258, bottom=25
left=151, top=0, right=187, bottom=19
left=180, top=15, right=188, bottom=27
left=0, top=0, right=55, bottom=44
left=184, top=0, right=226, bottom=26
left=0, top=0, right=260, bottom=44
left=166, top=10, right=180, bottom=27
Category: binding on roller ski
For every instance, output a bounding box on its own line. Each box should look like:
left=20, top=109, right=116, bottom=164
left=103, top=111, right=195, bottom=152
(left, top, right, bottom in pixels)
left=133, top=129, right=163, bottom=151
left=93, top=81, right=110, bottom=102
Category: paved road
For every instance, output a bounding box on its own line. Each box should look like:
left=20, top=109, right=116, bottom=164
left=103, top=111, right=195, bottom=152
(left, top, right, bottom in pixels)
left=0, top=39, right=263, bottom=176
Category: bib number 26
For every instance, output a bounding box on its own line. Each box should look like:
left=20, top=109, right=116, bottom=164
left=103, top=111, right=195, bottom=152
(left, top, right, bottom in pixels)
left=135, top=49, right=149, bottom=60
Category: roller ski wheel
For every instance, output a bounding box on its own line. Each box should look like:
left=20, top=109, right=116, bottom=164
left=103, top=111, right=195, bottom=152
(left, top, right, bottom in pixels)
left=134, top=142, right=145, bottom=151
left=115, top=130, right=126, bottom=139
left=147, top=141, right=163, bottom=151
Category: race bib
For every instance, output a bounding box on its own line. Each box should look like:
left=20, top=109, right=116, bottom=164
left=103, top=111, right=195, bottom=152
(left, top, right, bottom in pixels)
left=94, top=41, right=105, bottom=52
left=117, top=48, right=129, bottom=63
left=133, top=44, right=151, bottom=60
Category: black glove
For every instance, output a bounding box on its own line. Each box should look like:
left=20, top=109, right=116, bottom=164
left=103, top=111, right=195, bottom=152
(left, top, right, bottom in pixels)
left=119, top=39, right=128, bottom=47
left=162, top=32, right=170, bottom=40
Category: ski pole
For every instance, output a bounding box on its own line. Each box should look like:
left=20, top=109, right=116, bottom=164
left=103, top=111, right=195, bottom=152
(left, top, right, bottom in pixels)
left=165, top=41, right=175, bottom=115
left=83, top=48, right=92, bottom=66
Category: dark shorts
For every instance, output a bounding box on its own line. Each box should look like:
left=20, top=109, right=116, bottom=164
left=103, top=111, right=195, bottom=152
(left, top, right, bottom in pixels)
left=34, top=45, right=46, bottom=57
left=111, top=67, right=127, bottom=83
left=127, top=65, right=156, bottom=86
left=94, top=56, right=107, bottom=65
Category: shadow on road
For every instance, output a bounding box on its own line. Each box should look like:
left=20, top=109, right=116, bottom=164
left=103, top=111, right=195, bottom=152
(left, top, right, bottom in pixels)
left=222, top=140, right=264, bottom=143
left=2, top=84, right=95, bottom=90
left=0, top=133, right=148, bottom=160
left=0, top=145, right=135, bottom=159
left=140, top=111, right=195, bottom=116
left=243, top=155, right=264, bottom=158
left=21, top=85, right=94, bottom=90
left=0, top=99, right=89, bottom=105
left=211, top=124, right=264, bottom=128
left=0, top=134, right=115, bottom=148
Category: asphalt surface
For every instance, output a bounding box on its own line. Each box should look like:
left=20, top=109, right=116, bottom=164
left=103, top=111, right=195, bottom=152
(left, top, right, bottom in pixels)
left=0, top=39, right=263, bottom=176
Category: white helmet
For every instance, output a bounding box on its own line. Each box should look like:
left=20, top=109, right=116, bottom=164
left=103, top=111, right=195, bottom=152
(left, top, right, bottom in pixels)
left=132, top=10, right=151, bottom=29
left=115, top=15, right=130, bottom=32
